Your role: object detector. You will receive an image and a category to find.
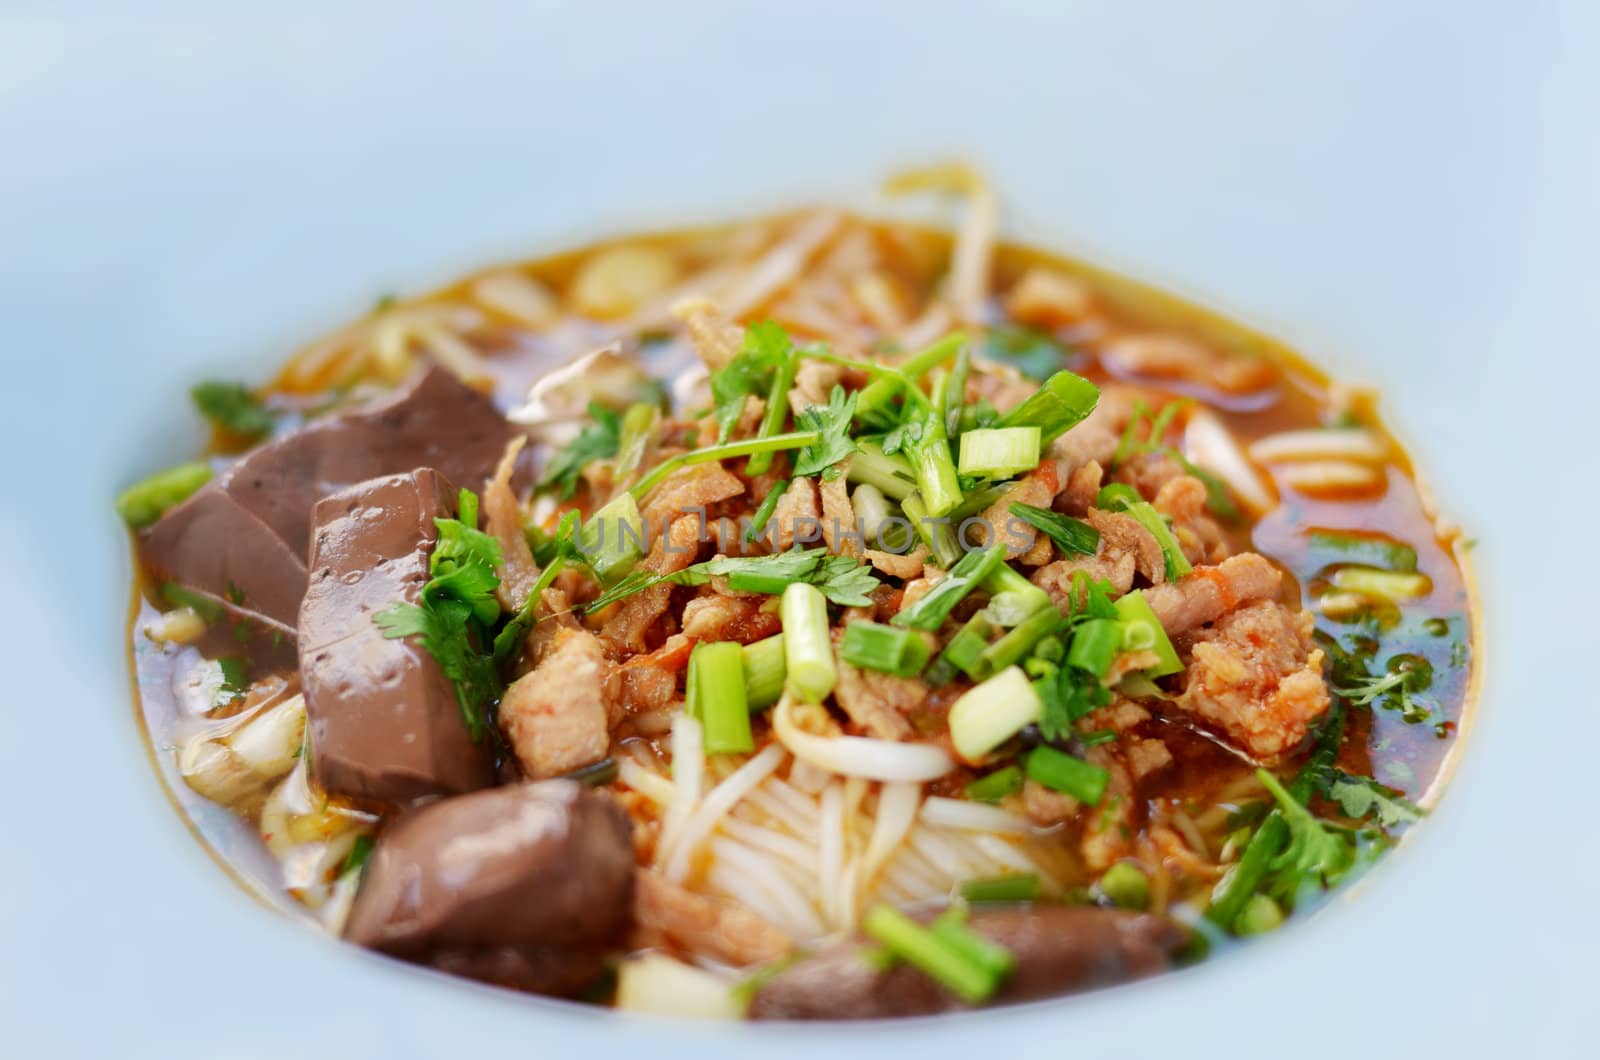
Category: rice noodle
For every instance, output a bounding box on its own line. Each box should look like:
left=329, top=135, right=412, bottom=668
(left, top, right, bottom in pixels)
left=773, top=695, right=954, bottom=782
left=718, top=816, right=818, bottom=872
left=719, top=211, right=844, bottom=320
left=1277, top=460, right=1384, bottom=492
left=818, top=781, right=845, bottom=926
left=661, top=742, right=786, bottom=883
left=919, top=796, right=1032, bottom=835
left=708, top=837, right=826, bottom=938
left=655, top=714, right=704, bottom=866
left=617, top=758, right=674, bottom=806
left=859, top=782, right=921, bottom=893
left=787, top=758, right=831, bottom=794
left=1184, top=408, right=1276, bottom=514
left=884, top=164, right=996, bottom=325
left=1249, top=428, right=1388, bottom=464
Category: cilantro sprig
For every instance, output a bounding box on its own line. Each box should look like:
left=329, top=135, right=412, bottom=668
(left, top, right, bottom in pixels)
left=374, top=489, right=505, bottom=741
left=791, top=385, right=860, bottom=478
left=538, top=401, right=622, bottom=499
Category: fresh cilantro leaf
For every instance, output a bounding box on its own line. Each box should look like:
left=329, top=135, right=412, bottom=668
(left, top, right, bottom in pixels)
left=373, top=490, right=504, bottom=741
left=215, top=656, right=250, bottom=705
left=1317, top=769, right=1424, bottom=828
left=1257, top=768, right=1358, bottom=904
left=981, top=326, right=1071, bottom=382
left=191, top=381, right=278, bottom=440
left=710, top=320, right=794, bottom=443
left=538, top=401, right=623, bottom=499
left=791, top=385, right=859, bottom=477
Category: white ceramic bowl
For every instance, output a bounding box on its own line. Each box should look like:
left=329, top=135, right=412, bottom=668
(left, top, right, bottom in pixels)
left=3, top=2, right=1596, bottom=1057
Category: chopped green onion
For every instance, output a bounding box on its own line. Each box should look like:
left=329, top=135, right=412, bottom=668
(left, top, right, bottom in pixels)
left=456, top=488, right=480, bottom=529
left=960, top=873, right=1039, bottom=903
left=1112, top=591, right=1182, bottom=677
left=893, top=545, right=1006, bottom=631
left=902, top=493, right=961, bottom=567
left=689, top=641, right=753, bottom=755
left=1008, top=503, right=1099, bottom=557
left=115, top=461, right=212, bottom=528
left=996, top=369, right=1101, bottom=445
left=861, top=904, right=1003, bottom=1005
left=781, top=583, right=836, bottom=704
left=948, top=666, right=1041, bottom=762
left=579, top=491, right=646, bottom=582
left=630, top=430, right=820, bottom=500
left=1096, top=485, right=1193, bottom=580
left=941, top=611, right=1001, bottom=678
left=1234, top=893, right=1285, bottom=935
left=1307, top=529, right=1417, bottom=572
left=964, top=766, right=1023, bottom=804
left=1330, top=566, right=1432, bottom=601
left=340, top=834, right=375, bottom=878
left=943, top=343, right=972, bottom=438
left=980, top=563, right=1052, bottom=620
left=1065, top=618, right=1123, bottom=679
left=972, top=606, right=1070, bottom=680
left=1025, top=746, right=1109, bottom=804
left=840, top=621, right=929, bottom=677
left=908, top=428, right=964, bottom=518
left=929, top=908, right=1016, bottom=981
left=855, top=332, right=966, bottom=423
left=561, top=756, right=621, bottom=786
left=1097, top=862, right=1150, bottom=910
left=847, top=440, right=918, bottom=501
left=742, top=633, right=786, bottom=710
left=957, top=427, right=1041, bottom=478
left=744, top=479, right=789, bottom=543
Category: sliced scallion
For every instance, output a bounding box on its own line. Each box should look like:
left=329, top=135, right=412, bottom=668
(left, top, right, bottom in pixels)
left=1065, top=618, right=1123, bottom=679
left=861, top=904, right=1002, bottom=1005
left=960, top=873, right=1039, bottom=903
left=781, top=583, right=836, bottom=704
left=848, top=440, right=918, bottom=501
left=948, top=666, right=1042, bottom=762
left=971, top=606, right=1070, bottom=680
left=1112, top=591, right=1183, bottom=677
left=840, top=621, right=929, bottom=677
left=903, top=493, right=961, bottom=568
left=957, top=427, right=1041, bottom=478
left=1024, top=746, right=1109, bottom=804
left=1008, top=503, right=1099, bottom=557
left=741, top=633, right=786, bottom=710
left=893, top=545, right=1006, bottom=631
left=115, top=461, right=213, bottom=528
left=963, top=766, right=1023, bottom=804
left=1096, top=484, right=1193, bottom=580
left=689, top=641, right=753, bottom=755
left=996, top=369, right=1101, bottom=445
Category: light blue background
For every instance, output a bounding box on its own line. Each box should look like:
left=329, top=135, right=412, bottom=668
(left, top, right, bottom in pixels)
left=1, top=2, right=1595, bottom=1057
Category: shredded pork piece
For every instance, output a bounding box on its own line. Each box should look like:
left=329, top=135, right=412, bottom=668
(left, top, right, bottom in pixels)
left=769, top=477, right=821, bottom=550
left=499, top=627, right=617, bottom=779
left=681, top=589, right=782, bottom=644
left=1085, top=507, right=1167, bottom=585
left=642, top=462, right=746, bottom=525
left=976, top=463, right=1059, bottom=558
left=819, top=467, right=863, bottom=558
left=1114, top=451, right=1185, bottom=501
left=1031, top=551, right=1137, bottom=610
left=1126, top=738, right=1174, bottom=780
left=832, top=642, right=923, bottom=741
left=1171, top=601, right=1331, bottom=762
left=789, top=361, right=842, bottom=416
left=1141, top=553, right=1282, bottom=636
left=1081, top=748, right=1136, bottom=871
left=600, top=515, right=703, bottom=653
left=483, top=436, right=540, bottom=612
left=1058, top=460, right=1105, bottom=516
left=1152, top=474, right=1228, bottom=564
left=633, top=870, right=793, bottom=968
left=863, top=546, right=929, bottom=580
left=672, top=296, right=745, bottom=371
left=1023, top=780, right=1079, bottom=827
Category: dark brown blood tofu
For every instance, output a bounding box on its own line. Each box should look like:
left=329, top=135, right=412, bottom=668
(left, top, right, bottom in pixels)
left=141, top=366, right=523, bottom=635
left=299, top=468, right=495, bottom=805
